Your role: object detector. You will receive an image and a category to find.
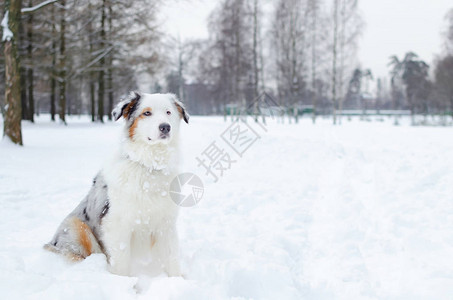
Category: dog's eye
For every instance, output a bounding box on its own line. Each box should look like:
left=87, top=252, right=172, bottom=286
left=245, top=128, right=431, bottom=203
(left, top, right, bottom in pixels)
left=143, top=111, right=152, bottom=117
left=167, top=111, right=171, bottom=115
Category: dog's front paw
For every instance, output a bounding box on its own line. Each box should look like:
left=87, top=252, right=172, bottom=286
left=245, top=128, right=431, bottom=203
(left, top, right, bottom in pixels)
left=108, top=258, right=130, bottom=276
left=134, top=276, right=151, bottom=294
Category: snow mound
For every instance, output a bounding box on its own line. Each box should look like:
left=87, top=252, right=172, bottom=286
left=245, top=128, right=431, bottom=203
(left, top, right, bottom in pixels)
left=1, top=115, right=452, bottom=299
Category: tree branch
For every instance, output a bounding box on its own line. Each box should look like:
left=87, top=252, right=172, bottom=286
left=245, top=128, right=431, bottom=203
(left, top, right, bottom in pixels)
left=21, top=0, right=59, bottom=14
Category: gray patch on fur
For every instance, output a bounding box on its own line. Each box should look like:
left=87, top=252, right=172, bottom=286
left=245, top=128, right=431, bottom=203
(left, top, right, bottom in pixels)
left=45, top=172, right=110, bottom=257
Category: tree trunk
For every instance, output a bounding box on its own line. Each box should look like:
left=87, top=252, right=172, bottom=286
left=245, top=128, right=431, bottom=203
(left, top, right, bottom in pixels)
left=290, top=9, right=296, bottom=104
left=107, top=1, right=113, bottom=121
left=407, top=92, right=415, bottom=125
left=252, top=0, right=259, bottom=121
left=58, top=0, right=66, bottom=124
left=107, top=68, right=113, bottom=120
left=90, top=74, right=95, bottom=122
left=26, top=68, right=33, bottom=121
left=87, top=13, right=96, bottom=122
left=233, top=2, right=241, bottom=105
left=178, top=47, right=184, bottom=102
left=66, top=90, right=71, bottom=116
left=50, top=3, right=56, bottom=121
left=3, top=0, right=23, bottom=145
left=97, top=0, right=106, bottom=123
left=27, top=67, right=33, bottom=121
left=337, top=0, right=346, bottom=125
left=26, top=0, right=34, bottom=122
left=18, top=17, right=28, bottom=121
left=50, top=72, right=56, bottom=121
left=450, top=98, right=453, bottom=121
left=20, top=64, right=27, bottom=120
left=98, top=68, right=105, bottom=123
left=332, top=0, right=339, bottom=125
left=311, top=0, right=317, bottom=124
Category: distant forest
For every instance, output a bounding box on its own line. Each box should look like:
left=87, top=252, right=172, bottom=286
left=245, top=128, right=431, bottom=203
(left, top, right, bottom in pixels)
left=1, top=0, right=453, bottom=127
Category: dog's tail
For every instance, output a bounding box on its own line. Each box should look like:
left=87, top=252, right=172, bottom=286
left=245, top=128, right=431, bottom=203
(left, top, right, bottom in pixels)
left=44, top=217, right=103, bottom=261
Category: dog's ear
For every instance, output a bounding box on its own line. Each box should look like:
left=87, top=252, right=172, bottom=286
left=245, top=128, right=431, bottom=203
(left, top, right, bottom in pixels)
left=112, top=91, right=141, bottom=121
left=172, top=96, right=189, bottom=124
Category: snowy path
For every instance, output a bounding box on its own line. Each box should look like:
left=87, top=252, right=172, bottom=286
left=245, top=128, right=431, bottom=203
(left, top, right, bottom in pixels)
left=1, top=116, right=452, bottom=299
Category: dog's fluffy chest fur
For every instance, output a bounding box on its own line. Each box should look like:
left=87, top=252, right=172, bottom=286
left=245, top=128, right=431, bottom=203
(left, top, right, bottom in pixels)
left=97, top=141, right=181, bottom=276
left=102, top=155, right=179, bottom=230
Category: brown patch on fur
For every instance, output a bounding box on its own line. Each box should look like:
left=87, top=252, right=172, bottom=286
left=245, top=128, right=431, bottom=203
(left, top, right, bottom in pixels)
left=123, top=100, right=138, bottom=119
left=150, top=235, right=156, bottom=249
left=129, top=107, right=152, bottom=139
left=174, top=100, right=188, bottom=123
left=176, top=104, right=184, bottom=118
left=73, top=217, right=93, bottom=257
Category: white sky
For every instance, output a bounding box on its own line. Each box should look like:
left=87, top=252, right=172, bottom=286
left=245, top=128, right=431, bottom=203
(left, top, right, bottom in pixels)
left=358, top=0, right=452, bottom=78
left=161, top=0, right=453, bottom=79
left=160, top=0, right=215, bottom=40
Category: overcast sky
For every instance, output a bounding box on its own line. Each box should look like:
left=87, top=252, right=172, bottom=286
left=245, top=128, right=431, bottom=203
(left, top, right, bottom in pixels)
left=161, top=0, right=452, bottom=79
left=359, top=0, right=452, bottom=78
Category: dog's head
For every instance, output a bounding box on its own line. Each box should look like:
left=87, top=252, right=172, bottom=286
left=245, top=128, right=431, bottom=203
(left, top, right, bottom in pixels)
left=112, top=92, right=189, bottom=145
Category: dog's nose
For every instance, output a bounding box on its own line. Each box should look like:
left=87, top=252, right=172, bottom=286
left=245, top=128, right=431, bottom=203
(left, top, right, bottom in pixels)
left=159, top=123, right=171, bottom=134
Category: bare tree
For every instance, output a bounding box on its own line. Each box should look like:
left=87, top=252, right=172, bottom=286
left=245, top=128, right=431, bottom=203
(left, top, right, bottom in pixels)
left=106, top=0, right=113, bottom=120
left=202, top=0, right=253, bottom=111
left=2, top=0, right=23, bottom=145
left=97, top=0, right=106, bottom=123
left=330, top=0, right=362, bottom=124
left=250, top=0, right=262, bottom=121
left=25, top=0, right=34, bottom=122
left=271, top=0, right=311, bottom=121
left=2, top=0, right=163, bottom=138
left=58, top=0, right=66, bottom=124
left=50, top=2, right=57, bottom=120
left=309, top=0, right=318, bottom=123
left=166, top=36, right=200, bottom=103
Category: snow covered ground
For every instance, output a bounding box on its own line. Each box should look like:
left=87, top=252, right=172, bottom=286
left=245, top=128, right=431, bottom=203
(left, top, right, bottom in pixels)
left=0, top=115, right=452, bottom=299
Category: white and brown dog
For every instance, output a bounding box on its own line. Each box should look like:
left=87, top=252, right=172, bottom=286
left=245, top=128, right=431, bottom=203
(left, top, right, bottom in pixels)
left=45, top=92, right=189, bottom=277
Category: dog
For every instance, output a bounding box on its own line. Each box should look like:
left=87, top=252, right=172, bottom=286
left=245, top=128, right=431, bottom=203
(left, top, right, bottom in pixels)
left=44, top=92, right=189, bottom=277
